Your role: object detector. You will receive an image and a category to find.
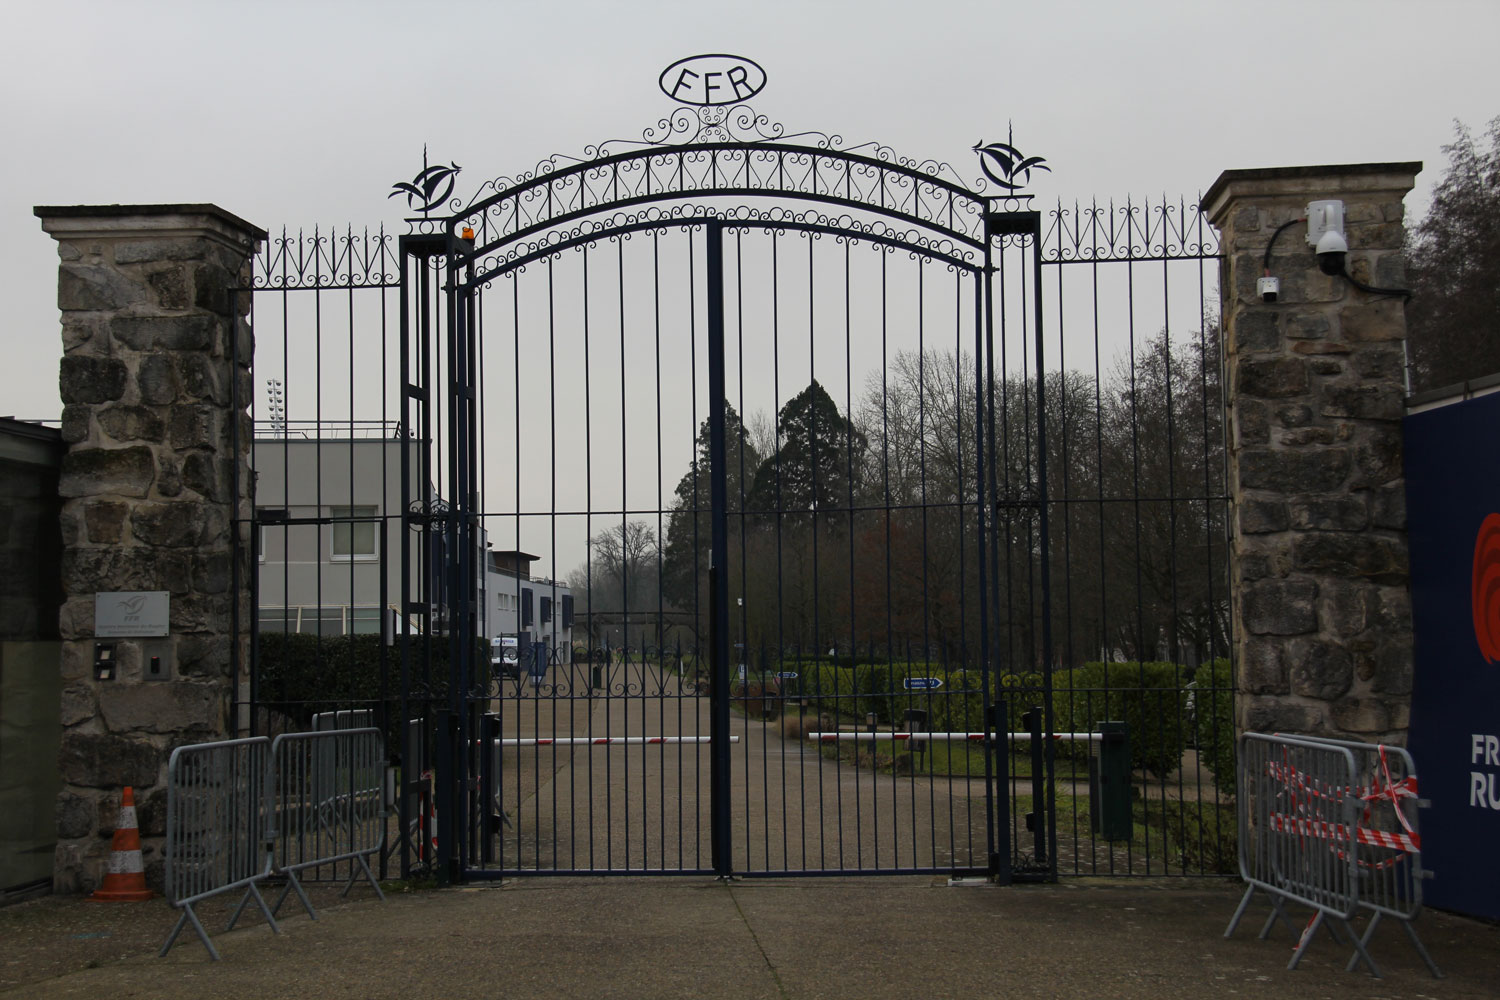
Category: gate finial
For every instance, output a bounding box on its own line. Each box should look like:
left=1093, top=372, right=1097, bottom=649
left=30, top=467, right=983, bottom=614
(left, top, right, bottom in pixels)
left=974, top=122, right=1050, bottom=192
left=390, top=144, right=463, bottom=216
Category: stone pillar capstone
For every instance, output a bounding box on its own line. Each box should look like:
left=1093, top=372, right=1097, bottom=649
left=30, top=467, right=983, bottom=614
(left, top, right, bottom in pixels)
left=34, top=204, right=263, bottom=892
left=1203, top=164, right=1421, bottom=744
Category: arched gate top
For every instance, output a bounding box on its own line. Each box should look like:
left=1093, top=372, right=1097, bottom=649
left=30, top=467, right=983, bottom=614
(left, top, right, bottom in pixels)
left=395, top=93, right=1050, bottom=279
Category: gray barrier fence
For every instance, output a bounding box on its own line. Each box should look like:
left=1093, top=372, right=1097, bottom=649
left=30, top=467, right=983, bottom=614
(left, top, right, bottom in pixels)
left=159, top=737, right=280, bottom=962
left=1225, top=732, right=1441, bottom=979
left=312, top=709, right=375, bottom=731
left=160, top=729, right=388, bottom=960
left=269, top=727, right=388, bottom=920
left=1288, top=734, right=1441, bottom=977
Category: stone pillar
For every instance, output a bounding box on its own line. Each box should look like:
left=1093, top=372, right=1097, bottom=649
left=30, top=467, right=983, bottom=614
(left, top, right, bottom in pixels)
left=34, top=204, right=263, bottom=892
left=1203, top=164, right=1421, bottom=744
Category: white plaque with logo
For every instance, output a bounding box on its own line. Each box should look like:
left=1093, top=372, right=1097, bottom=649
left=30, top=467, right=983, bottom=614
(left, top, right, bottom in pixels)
left=95, top=591, right=170, bottom=637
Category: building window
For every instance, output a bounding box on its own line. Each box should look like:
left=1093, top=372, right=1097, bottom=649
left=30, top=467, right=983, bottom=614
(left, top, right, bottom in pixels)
left=331, top=506, right=378, bottom=560
left=256, top=507, right=287, bottom=563
left=349, top=606, right=384, bottom=635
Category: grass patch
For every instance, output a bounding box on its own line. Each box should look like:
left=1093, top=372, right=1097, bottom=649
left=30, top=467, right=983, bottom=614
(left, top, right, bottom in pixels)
left=1027, top=790, right=1238, bottom=875
left=812, top=739, right=1089, bottom=780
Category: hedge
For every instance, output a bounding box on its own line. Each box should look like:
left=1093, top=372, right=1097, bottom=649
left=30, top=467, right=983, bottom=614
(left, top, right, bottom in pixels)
left=785, top=660, right=998, bottom=735
left=1053, top=661, right=1191, bottom=778
left=255, top=632, right=489, bottom=730
left=1191, top=658, right=1236, bottom=798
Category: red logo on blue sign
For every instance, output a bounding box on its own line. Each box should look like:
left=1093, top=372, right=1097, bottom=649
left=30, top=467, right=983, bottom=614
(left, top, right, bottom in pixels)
left=1473, top=513, right=1500, bottom=663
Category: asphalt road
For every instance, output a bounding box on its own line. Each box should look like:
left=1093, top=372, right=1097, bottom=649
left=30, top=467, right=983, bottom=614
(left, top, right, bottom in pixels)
left=3, top=877, right=1493, bottom=999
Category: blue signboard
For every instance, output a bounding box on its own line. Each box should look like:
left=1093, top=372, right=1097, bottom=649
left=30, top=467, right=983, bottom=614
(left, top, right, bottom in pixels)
left=776, top=672, right=799, bottom=681
left=1405, top=391, right=1500, bottom=920
left=903, top=677, right=943, bottom=691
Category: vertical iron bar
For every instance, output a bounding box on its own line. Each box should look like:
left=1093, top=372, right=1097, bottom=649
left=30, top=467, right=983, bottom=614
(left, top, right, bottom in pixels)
left=978, top=227, right=1006, bottom=882
left=1028, top=213, right=1057, bottom=880
left=706, top=221, right=732, bottom=878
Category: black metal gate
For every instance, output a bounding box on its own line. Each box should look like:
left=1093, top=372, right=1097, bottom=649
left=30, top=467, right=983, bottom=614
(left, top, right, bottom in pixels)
left=241, top=66, right=1234, bottom=885
left=401, top=112, right=1036, bottom=879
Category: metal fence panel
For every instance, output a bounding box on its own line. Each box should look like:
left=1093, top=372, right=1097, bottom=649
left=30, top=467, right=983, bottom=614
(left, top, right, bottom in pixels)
left=269, top=727, right=388, bottom=919
left=1226, top=733, right=1391, bottom=975
left=1283, top=734, right=1441, bottom=976
left=160, top=737, right=278, bottom=960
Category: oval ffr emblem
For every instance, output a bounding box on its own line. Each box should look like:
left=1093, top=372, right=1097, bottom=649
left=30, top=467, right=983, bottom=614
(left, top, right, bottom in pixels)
left=659, top=54, right=766, bottom=106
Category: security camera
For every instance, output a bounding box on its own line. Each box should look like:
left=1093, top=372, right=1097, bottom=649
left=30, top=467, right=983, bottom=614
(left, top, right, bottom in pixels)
left=1306, top=200, right=1348, bottom=276
left=1315, top=229, right=1348, bottom=276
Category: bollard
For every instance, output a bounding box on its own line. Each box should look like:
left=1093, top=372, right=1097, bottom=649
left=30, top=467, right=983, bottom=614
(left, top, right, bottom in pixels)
left=1090, top=721, right=1132, bottom=842
left=903, top=708, right=929, bottom=758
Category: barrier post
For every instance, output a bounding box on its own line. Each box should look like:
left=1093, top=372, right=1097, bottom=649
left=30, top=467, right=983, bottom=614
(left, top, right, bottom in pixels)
left=1092, top=721, right=1132, bottom=842
left=1024, top=706, right=1046, bottom=862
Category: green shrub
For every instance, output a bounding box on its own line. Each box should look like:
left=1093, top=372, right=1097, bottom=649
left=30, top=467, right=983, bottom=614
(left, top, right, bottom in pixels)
left=1192, top=658, right=1236, bottom=798
left=1054, top=661, right=1190, bottom=778
left=1161, top=801, right=1239, bottom=875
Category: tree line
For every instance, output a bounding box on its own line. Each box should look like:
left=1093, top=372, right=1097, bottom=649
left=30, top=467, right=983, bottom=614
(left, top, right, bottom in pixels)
left=570, top=322, right=1229, bottom=674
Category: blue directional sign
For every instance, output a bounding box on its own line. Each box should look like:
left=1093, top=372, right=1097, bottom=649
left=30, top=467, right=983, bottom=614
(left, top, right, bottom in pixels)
left=776, top=671, right=799, bottom=681
left=903, top=677, right=943, bottom=691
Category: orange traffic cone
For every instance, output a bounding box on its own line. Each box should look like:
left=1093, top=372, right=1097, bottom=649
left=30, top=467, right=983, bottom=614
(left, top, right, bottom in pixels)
left=90, top=786, right=154, bottom=901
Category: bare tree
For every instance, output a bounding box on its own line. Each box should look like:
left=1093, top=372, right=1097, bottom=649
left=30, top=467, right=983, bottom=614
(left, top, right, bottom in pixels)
left=574, top=520, right=662, bottom=650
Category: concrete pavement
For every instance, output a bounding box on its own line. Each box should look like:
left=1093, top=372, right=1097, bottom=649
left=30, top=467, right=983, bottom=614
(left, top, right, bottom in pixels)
left=3, top=877, right=1494, bottom=999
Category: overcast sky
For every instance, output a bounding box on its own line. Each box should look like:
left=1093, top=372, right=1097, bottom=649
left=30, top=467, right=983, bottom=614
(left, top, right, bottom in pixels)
left=3, top=0, right=1496, bottom=579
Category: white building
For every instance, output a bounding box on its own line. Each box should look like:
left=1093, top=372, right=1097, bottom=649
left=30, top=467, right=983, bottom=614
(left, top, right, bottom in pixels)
left=254, top=423, right=570, bottom=663
left=484, top=549, right=573, bottom=671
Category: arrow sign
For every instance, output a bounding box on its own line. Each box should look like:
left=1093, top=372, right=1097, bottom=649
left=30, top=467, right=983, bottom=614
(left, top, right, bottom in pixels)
left=903, top=677, right=943, bottom=691
left=776, top=671, right=799, bottom=681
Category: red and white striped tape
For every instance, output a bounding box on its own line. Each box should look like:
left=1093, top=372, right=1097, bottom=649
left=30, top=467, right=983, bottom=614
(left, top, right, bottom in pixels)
left=1263, top=744, right=1423, bottom=861
left=1269, top=811, right=1420, bottom=854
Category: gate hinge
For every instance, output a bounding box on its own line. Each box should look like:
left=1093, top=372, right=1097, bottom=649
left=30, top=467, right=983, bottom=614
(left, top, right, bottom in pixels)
left=406, top=383, right=427, bottom=402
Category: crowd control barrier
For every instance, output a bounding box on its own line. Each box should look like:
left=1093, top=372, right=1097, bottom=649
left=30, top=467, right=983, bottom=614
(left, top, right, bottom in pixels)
left=1225, top=732, right=1440, bottom=978
left=269, top=728, right=388, bottom=920
left=1283, top=734, right=1441, bottom=977
left=159, top=737, right=279, bottom=961
left=160, top=729, right=389, bottom=960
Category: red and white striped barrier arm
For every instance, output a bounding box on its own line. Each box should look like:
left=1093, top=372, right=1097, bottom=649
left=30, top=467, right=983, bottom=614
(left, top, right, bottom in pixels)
left=495, top=736, right=738, bottom=746
left=805, top=732, right=1104, bottom=743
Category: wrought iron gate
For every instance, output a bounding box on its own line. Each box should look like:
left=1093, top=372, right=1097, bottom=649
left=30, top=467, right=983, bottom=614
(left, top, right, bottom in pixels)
left=404, top=117, right=1033, bottom=879
left=241, top=57, right=1234, bottom=885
